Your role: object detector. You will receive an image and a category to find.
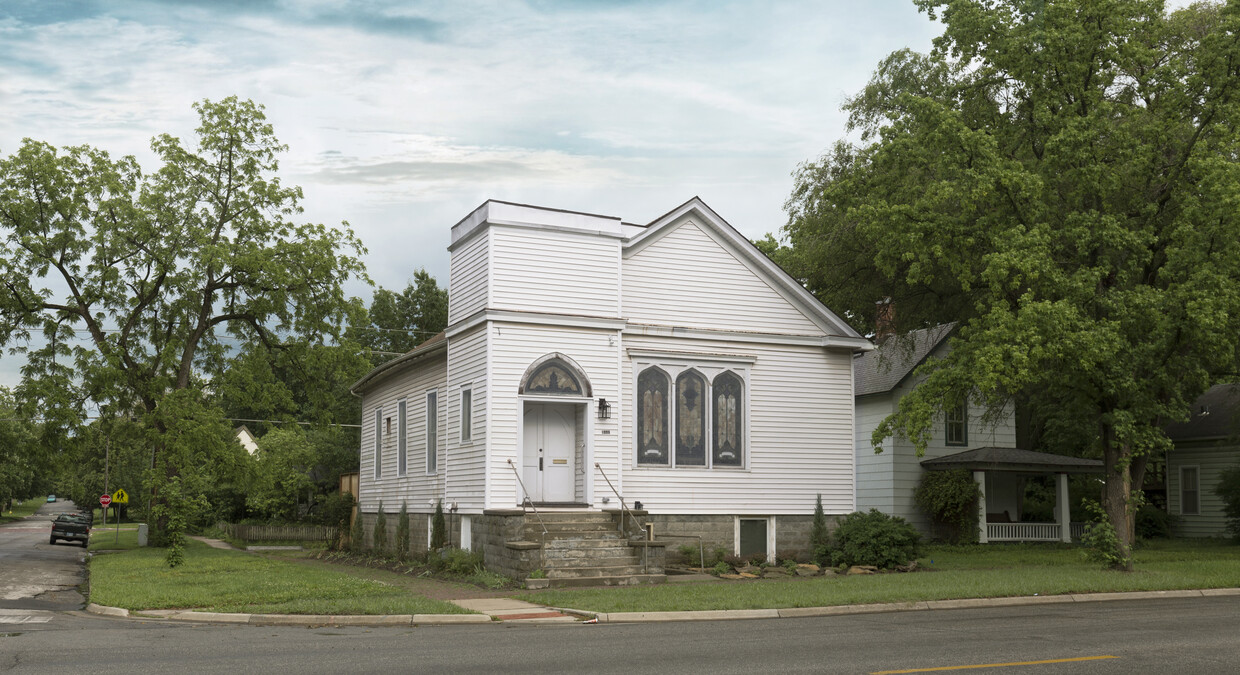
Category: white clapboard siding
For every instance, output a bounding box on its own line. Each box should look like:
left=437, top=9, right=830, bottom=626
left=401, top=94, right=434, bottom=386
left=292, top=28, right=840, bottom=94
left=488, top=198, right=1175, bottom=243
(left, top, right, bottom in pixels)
left=623, top=219, right=823, bottom=335
left=487, top=323, right=621, bottom=508
left=1167, top=443, right=1235, bottom=537
left=619, top=334, right=855, bottom=515
left=855, top=394, right=896, bottom=513
left=489, top=226, right=621, bottom=318
left=357, top=354, right=448, bottom=514
left=449, top=228, right=489, bottom=324
left=447, top=326, right=488, bottom=511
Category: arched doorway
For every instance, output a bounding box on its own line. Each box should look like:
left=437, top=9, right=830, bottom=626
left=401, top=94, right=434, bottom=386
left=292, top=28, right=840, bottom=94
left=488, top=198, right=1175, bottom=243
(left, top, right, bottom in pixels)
left=518, top=354, right=592, bottom=504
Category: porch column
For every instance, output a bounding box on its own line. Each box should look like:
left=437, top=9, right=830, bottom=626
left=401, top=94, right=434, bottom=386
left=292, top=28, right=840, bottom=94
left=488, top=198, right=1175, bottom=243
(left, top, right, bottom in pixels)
left=974, top=470, right=988, bottom=544
left=1057, top=472, right=1071, bottom=543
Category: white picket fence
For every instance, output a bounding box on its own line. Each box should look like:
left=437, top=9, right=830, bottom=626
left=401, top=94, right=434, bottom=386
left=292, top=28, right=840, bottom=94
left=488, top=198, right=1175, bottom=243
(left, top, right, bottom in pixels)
left=986, top=522, right=1086, bottom=542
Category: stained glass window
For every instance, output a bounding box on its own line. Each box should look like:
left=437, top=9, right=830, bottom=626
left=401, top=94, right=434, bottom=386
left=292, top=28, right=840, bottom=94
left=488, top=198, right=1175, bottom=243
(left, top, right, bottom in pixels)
left=525, top=360, right=584, bottom=395
left=675, top=370, right=707, bottom=466
left=712, top=371, right=743, bottom=467
left=637, top=367, right=669, bottom=465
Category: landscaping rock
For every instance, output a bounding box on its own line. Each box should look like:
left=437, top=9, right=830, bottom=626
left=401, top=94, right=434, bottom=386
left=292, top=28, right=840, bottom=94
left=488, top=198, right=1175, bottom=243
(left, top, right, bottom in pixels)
left=796, top=564, right=820, bottom=577
left=821, top=569, right=838, bottom=577
left=847, top=565, right=877, bottom=575
left=896, top=561, right=920, bottom=573
left=719, top=573, right=746, bottom=580
left=739, top=564, right=761, bottom=575
left=738, top=572, right=759, bottom=579
left=762, top=567, right=789, bottom=577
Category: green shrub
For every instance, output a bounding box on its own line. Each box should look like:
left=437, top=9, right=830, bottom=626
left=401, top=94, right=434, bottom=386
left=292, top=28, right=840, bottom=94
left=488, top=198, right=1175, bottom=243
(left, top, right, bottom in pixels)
left=1215, top=465, right=1240, bottom=541
left=1135, top=503, right=1171, bottom=540
left=430, top=547, right=483, bottom=575
left=810, top=493, right=830, bottom=564
left=529, top=568, right=547, bottom=579
left=349, top=509, right=365, bottom=553
left=827, top=509, right=920, bottom=569
left=396, top=501, right=411, bottom=561
left=430, top=499, right=446, bottom=550
left=711, top=561, right=730, bottom=576
left=318, top=492, right=354, bottom=551
left=677, top=544, right=703, bottom=567
left=1080, top=500, right=1130, bottom=569
left=915, top=469, right=980, bottom=544
left=373, top=502, right=388, bottom=554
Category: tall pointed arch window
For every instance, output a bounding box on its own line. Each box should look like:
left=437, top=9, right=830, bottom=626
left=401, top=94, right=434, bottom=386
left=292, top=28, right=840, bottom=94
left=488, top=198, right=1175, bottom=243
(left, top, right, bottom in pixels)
left=712, top=371, right=743, bottom=466
left=637, top=367, right=669, bottom=466
left=675, top=370, right=707, bottom=466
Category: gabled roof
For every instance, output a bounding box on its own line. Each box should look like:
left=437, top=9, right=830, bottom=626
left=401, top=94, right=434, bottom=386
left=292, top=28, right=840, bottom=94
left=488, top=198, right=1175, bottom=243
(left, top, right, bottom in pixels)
left=855, top=323, right=955, bottom=397
left=623, top=197, right=865, bottom=341
left=921, top=447, right=1103, bottom=474
left=350, top=331, right=448, bottom=395
left=1165, top=384, right=1240, bottom=442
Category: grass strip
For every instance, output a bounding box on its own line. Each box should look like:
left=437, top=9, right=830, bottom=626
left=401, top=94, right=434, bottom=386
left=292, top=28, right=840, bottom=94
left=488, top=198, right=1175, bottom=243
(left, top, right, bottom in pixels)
left=89, top=538, right=473, bottom=615
left=527, top=541, right=1240, bottom=613
left=0, top=500, right=45, bottom=523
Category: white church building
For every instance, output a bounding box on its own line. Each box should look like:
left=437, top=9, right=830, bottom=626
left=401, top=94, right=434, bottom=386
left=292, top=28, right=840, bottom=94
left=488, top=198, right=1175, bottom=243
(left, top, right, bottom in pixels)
left=350, top=198, right=870, bottom=582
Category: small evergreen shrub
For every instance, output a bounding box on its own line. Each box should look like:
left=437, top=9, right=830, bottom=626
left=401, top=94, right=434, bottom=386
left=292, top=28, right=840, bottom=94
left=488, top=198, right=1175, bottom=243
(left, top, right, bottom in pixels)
left=711, top=561, right=730, bottom=576
left=810, top=493, right=830, bottom=565
left=914, top=469, right=981, bottom=544
left=827, top=509, right=920, bottom=569
left=349, top=509, right=365, bottom=552
left=373, top=501, right=388, bottom=554
left=396, top=501, right=411, bottom=561
left=1215, top=465, right=1240, bottom=541
left=431, top=499, right=447, bottom=550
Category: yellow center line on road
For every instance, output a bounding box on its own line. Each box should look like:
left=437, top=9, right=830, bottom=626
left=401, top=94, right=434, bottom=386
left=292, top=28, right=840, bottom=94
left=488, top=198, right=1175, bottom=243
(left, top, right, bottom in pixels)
left=871, top=655, right=1119, bottom=674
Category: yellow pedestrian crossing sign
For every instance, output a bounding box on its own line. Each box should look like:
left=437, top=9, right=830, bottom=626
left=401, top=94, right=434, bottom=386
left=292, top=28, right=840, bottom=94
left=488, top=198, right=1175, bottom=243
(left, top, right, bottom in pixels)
left=111, top=489, right=129, bottom=505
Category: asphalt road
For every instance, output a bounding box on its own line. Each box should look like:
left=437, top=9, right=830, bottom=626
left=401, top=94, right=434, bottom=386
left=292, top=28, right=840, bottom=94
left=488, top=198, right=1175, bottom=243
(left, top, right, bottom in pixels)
left=0, top=595, right=1237, bottom=674
left=2, top=508, right=1237, bottom=673
left=0, top=500, right=87, bottom=611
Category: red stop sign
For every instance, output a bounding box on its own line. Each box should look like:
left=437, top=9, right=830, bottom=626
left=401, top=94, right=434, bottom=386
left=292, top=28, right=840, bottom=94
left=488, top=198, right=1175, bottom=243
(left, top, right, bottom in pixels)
left=100, top=494, right=112, bottom=508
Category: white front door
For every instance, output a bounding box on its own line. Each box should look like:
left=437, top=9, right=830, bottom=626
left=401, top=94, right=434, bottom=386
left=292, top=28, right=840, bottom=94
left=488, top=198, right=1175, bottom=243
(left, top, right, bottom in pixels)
left=522, top=402, right=577, bottom=503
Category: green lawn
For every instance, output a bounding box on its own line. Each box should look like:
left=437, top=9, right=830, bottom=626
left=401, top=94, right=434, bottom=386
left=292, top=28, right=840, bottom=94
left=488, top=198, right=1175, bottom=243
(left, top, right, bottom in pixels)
left=89, top=538, right=473, bottom=615
left=0, top=500, right=45, bottom=524
left=525, top=540, right=1240, bottom=613
left=88, top=528, right=142, bottom=551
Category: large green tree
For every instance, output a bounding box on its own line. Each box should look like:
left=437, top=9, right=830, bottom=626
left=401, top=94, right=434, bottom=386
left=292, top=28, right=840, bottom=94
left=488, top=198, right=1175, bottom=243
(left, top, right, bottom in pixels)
left=0, top=97, right=367, bottom=537
left=350, top=270, right=448, bottom=364
left=783, top=0, right=1240, bottom=568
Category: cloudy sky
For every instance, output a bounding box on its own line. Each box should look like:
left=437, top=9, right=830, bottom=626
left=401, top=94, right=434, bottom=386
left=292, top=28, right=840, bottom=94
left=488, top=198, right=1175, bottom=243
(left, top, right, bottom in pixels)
left=0, top=0, right=944, bottom=387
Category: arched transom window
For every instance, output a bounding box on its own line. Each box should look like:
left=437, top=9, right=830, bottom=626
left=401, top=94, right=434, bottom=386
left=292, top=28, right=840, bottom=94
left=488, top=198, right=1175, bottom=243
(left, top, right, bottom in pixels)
left=635, top=364, right=747, bottom=469
left=521, top=357, right=588, bottom=396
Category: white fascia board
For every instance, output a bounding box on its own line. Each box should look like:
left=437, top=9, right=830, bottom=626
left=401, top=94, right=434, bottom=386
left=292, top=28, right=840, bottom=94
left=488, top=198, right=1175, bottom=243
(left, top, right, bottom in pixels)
left=446, top=308, right=628, bottom=337
left=623, top=198, right=865, bottom=341
left=626, top=348, right=758, bottom=365
left=450, top=200, right=624, bottom=251
left=623, top=322, right=874, bottom=352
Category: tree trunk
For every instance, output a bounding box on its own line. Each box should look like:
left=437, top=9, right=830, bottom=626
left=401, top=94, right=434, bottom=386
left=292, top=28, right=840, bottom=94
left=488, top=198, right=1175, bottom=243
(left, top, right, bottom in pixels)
left=1101, top=440, right=1135, bottom=571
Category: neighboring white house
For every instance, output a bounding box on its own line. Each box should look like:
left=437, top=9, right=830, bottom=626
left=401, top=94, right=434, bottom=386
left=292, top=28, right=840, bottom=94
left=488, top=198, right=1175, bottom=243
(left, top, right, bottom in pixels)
left=234, top=425, right=259, bottom=455
left=350, top=198, right=871, bottom=580
left=855, top=325, right=1100, bottom=542
left=1165, top=384, right=1240, bottom=537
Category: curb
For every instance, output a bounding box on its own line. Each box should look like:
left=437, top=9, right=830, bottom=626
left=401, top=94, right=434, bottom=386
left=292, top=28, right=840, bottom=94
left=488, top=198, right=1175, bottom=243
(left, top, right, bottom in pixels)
left=584, top=588, right=1240, bottom=623
left=84, top=587, right=1240, bottom=626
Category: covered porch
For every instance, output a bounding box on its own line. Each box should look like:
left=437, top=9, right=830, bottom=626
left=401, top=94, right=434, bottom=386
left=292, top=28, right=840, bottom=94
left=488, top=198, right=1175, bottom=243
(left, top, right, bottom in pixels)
left=921, top=447, right=1103, bottom=544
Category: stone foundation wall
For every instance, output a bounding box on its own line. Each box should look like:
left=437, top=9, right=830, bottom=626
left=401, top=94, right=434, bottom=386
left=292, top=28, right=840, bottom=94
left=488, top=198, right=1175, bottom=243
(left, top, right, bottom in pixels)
left=357, top=510, right=462, bottom=557
left=475, top=510, right=541, bottom=579
left=647, top=513, right=841, bottom=562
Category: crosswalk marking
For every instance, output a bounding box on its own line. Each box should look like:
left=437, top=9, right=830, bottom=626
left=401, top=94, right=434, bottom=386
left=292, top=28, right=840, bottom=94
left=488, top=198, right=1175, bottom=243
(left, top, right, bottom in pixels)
left=0, top=610, right=52, bottom=624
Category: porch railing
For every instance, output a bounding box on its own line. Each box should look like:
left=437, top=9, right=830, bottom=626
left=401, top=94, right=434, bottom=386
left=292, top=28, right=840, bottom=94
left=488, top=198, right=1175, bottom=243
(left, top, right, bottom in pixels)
left=986, top=522, right=1086, bottom=542
left=505, top=459, right=548, bottom=538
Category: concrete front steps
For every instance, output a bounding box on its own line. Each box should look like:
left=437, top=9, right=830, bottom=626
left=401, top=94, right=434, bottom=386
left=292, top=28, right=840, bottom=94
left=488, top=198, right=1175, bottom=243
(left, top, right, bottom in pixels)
left=513, top=511, right=666, bottom=588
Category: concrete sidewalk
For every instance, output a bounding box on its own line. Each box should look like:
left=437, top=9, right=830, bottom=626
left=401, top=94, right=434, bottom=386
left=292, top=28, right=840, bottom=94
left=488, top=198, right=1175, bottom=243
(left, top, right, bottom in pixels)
left=84, top=587, right=1240, bottom=627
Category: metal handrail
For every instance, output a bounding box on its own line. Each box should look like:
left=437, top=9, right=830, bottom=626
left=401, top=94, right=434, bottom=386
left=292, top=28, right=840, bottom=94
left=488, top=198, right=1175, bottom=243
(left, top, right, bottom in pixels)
left=593, top=462, right=647, bottom=538
left=594, top=462, right=650, bottom=575
left=506, top=459, right=548, bottom=537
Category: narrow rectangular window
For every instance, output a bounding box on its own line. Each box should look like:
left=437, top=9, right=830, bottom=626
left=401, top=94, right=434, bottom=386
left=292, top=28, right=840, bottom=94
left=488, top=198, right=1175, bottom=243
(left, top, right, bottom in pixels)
left=373, top=407, right=383, bottom=480
left=460, top=388, right=473, bottom=442
left=945, top=403, right=968, bottom=446
left=1181, top=466, right=1199, bottom=515
left=397, top=399, right=407, bottom=477
left=426, top=391, right=438, bottom=474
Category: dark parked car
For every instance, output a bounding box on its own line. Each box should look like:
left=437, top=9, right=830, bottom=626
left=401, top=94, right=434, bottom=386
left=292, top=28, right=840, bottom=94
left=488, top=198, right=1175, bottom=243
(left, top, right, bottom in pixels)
left=50, top=513, right=90, bottom=547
